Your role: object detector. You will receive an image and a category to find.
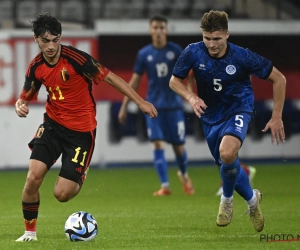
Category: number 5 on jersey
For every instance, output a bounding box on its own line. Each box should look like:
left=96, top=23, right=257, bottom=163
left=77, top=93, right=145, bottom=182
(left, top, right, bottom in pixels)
left=213, top=79, right=222, bottom=91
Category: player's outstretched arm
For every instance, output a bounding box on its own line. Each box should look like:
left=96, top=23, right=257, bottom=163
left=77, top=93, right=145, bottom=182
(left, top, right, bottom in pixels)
left=170, top=75, right=207, bottom=118
left=118, top=73, right=142, bottom=125
left=15, top=99, right=30, bottom=118
left=262, top=66, right=286, bottom=145
left=104, top=71, right=158, bottom=119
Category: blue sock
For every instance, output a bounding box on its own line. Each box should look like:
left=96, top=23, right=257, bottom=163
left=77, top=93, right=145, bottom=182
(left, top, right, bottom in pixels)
left=154, top=149, right=168, bottom=184
left=234, top=168, right=254, bottom=201
left=220, top=158, right=241, bottom=198
left=176, top=151, right=188, bottom=175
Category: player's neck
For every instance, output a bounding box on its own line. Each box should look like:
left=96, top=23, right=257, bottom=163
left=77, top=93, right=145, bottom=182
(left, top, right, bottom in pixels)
left=152, top=40, right=167, bottom=49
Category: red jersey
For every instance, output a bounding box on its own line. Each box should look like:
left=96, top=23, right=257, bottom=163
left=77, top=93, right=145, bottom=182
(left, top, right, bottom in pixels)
left=20, top=45, right=110, bottom=132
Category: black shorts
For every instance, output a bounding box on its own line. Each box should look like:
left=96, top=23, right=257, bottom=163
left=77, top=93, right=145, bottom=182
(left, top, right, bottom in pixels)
left=29, top=113, right=96, bottom=186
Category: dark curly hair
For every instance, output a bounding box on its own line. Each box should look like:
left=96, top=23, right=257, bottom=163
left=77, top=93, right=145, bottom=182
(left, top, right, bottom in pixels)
left=31, top=13, right=62, bottom=37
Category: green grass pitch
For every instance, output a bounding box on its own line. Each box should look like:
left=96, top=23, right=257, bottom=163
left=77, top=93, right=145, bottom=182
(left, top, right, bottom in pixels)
left=1, top=163, right=300, bottom=250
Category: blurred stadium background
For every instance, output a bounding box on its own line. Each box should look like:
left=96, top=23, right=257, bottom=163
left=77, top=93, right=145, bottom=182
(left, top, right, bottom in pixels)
left=0, top=0, right=300, bottom=28
left=0, top=0, right=299, bottom=169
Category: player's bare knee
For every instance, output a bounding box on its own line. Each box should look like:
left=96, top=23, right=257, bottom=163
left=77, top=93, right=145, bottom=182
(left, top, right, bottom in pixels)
left=53, top=190, right=71, bottom=202
left=24, top=175, right=43, bottom=193
left=220, top=151, right=236, bottom=164
left=54, top=194, right=70, bottom=202
left=26, top=171, right=43, bottom=182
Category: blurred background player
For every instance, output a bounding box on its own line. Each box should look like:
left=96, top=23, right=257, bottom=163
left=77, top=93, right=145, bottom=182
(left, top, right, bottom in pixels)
left=118, top=15, right=194, bottom=196
left=15, top=13, right=157, bottom=242
left=170, top=10, right=286, bottom=232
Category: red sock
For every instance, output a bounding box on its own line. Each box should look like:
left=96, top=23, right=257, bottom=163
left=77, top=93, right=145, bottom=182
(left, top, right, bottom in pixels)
left=24, top=218, right=37, bottom=232
left=22, top=201, right=40, bottom=232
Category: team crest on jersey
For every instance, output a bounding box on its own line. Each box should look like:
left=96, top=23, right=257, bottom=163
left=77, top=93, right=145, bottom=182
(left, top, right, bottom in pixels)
left=147, top=55, right=153, bottom=62
left=60, top=67, right=70, bottom=81
left=226, top=65, right=236, bottom=75
left=36, top=126, right=45, bottom=138
left=166, top=51, right=175, bottom=60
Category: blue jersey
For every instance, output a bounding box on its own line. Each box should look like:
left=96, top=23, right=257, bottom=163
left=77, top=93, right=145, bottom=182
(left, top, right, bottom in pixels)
left=172, top=42, right=273, bottom=125
left=134, top=41, right=183, bottom=110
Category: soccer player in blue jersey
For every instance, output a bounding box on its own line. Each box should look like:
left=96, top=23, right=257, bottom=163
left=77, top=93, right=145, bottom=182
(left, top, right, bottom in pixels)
left=118, top=15, right=194, bottom=196
left=188, top=71, right=257, bottom=196
left=170, top=10, right=286, bottom=232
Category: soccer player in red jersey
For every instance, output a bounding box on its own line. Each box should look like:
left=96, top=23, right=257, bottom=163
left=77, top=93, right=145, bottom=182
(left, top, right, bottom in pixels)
left=15, top=13, right=157, bottom=242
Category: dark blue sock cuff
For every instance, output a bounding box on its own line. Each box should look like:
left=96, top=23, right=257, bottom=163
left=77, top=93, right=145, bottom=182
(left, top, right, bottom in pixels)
left=221, top=158, right=241, bottom=176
